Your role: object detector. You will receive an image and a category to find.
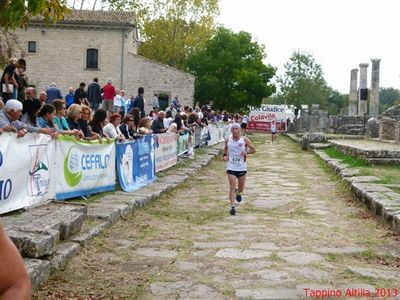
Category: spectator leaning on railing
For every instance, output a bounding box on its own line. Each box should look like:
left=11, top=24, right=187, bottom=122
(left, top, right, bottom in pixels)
left=79, top=105, right=101, bottom=142
left=0, top=99, right=55, bottom=138
left=52, top=99, right=83, bottom=138
left=151, top=111, right=166, bottom=133
left=119, top=114, right=138, bottom=140
left=103, top=113, right=125, bottom=142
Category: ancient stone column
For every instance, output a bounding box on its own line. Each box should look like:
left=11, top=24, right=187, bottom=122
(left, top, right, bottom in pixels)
left=348, top=69, right=358, bottom=116
left=369, top=59, right=381, bottom=116
left=358, top=63, right=369, bottom=116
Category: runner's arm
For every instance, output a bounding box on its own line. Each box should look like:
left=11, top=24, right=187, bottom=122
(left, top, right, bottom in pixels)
left=223, top=138, right=229, bottom=161
left=244, top=137, right=256, bottom=154
left=0, top=222, right=31, bottom=300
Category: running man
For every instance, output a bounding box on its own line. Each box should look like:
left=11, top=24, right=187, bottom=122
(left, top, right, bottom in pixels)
left=223, top=123, right=256, bottom=215
left=271, top=118, right=277, bottom=143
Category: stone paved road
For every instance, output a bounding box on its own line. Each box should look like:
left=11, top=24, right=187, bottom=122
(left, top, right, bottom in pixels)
left=34, top=134, right=400, bottom=300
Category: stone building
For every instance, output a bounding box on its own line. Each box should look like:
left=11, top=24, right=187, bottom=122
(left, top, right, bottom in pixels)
left=15, top=10, right=195, bottom=112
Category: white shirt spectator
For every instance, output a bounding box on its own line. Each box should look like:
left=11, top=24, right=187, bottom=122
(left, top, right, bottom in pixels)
left=163, top=117, right=173, bottom=128
left=114, top=94, right=122, bottom=108
left=103, top=123, right=122, bottom=139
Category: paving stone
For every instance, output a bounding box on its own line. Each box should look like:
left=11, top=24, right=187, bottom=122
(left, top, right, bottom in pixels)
left=347, top=266, right=400, bottom=280
left=235, top=288, right=297, bottom=300
left=306, top=209, right=330, bottom=216
left=285, top=267, right=333, bottom=280
left=176, top=261, right=202, bottom=272
left=317, top=246, right=366, bottom=254
left=150, top=281, right=218, bottom=298
left=250, top=269, right=291, bottom=281
left=277, top=251, right=325, bottom=265
left=253, top=199, right=294, bottom=209
left=136, top=247, right=177, bottom=258
left=150, top=281, right=188, bottom=296
left=215, top=248, right=272, bottom=259
left=114, top=239, right=135, bottom=249
left=249, top=242, right=281, bottom=251
left=193, top=233, right=212, bottom=240
left=193, top=241, right=240, bottom=249
left=192, top=249, right=215, bottom=257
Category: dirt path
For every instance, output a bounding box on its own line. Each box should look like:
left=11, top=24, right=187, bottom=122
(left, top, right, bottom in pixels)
left=34, top=134, right=400, bottom=300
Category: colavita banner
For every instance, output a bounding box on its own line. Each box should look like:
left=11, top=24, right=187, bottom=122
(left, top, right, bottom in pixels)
left=0, top=133, right=56, bottom=214
left=248, top=105, right=287, bottom=131
left=55, top=136, right=115, bottom=200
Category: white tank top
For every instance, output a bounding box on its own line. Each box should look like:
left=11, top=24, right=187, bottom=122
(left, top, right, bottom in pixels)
left=271, top=122, right=277, bottom=132
left=226, top=136, right=246, bottom=171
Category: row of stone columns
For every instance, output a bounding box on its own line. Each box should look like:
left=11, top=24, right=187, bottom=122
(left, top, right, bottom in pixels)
left=348, top=59, right=381, bottom=116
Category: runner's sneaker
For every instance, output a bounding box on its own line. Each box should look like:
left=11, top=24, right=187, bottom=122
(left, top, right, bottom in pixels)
left=230, top=206, right=236, bottom=215
left=235, top=189, right=242, bottom=203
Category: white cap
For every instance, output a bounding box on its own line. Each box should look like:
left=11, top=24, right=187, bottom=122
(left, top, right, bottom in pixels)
left=5, top=99, right=23, bottom=111
left=231, top=123, right=240, bottom=130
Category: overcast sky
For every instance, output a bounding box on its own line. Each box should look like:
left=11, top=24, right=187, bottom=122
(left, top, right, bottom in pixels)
left=217, top=0, right=399, bottom=94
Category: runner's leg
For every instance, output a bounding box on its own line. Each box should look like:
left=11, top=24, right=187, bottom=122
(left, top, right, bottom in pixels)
left=237, top=174, right=246, bottom=194
left=227, top=174, right=237, bottom=207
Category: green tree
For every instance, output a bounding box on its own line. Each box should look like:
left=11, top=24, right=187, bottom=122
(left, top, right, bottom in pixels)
left=106, top=0, right=218, bottom=69
left=186, top=27, right=276, bottom=112
left=277, top=50, right=331, bottom=110
left=0, top=0, right=69, bottom=30
left=379, top=87, right=400, bottom=112
left=326, top=90, right=346, bottom=115
left=0, top=0, right=69, bottom=68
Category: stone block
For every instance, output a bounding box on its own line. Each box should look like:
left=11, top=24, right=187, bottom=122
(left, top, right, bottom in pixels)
left=25, top=258, right=51, bottom=291
left=58, top=211, right=85, bottom=240
left=48, top=242, right=80, bottom=272
left=8, top=229, right=57, bottom=258
left=71, top=221, right=110, bottom=246
left=86, top=203, right=125, bottom=224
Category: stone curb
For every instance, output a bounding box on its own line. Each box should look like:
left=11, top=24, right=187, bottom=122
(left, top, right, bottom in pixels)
left=26, top=144, right=223, bottom=290
left=313, top=148, right=400, bottom=233
left=286, top=134, right=400, bottom=233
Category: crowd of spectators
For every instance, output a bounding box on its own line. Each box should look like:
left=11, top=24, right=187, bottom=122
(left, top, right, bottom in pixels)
left=0, top=58, right=248, bottom=140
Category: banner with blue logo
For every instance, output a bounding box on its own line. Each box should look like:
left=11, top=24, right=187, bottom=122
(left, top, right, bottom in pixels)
left=0, top=133, right=56, bottom=214
left=55, top=136, right=115, bottom=200
left=116, top=135, right=155, bottom=192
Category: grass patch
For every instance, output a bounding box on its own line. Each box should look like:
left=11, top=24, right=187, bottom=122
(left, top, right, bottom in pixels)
left=324, top=147, right=369, bottom=167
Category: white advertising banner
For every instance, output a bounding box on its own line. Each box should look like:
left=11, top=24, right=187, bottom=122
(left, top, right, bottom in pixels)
left=248, top=105, right=287, bottom=131
left=0, top=133, right=56, bottom=214
left=54, top=136, right=115, bottom=200
left=154, top=133, right=177, bottom=172
left=207, top=124, right=220, bottom=146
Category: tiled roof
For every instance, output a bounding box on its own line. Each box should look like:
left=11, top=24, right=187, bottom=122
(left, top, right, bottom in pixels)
left=32, top=9, right=135, bottom=26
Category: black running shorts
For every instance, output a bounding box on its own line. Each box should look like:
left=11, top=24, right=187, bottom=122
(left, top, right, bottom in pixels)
left=226, top=170, right=247, bottom=178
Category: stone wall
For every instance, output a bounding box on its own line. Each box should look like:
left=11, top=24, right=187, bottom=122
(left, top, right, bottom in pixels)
left=292, top=114, right=367, bottom=135
left=125, top=54, right=195, bottom=112
left=17, top=26, right=125, bottom=93
left=15, top=26, right=195, bottom=111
